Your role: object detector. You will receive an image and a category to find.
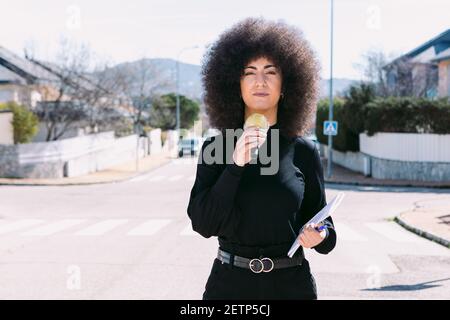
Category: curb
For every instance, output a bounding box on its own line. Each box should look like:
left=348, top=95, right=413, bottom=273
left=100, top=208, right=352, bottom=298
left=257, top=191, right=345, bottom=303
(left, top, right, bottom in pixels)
left=0, top=157, right=173, bottom=187
left=394, top=215, right=450, bottom=249
left=324, top=179, right=450, bottom=189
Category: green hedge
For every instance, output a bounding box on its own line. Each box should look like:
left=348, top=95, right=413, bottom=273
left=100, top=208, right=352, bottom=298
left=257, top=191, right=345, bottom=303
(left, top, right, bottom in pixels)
left=316, top=97, right=359, bottom=152
left=364, top=97, right=450, bottom=136
left=316, top=83, right=450, bottom=152
left=0, top=102, right=39, bottom=144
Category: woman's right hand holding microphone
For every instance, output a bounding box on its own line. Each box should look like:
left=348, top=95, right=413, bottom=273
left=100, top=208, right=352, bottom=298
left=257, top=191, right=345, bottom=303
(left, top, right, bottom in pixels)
left=232, top=126, right=267, bottom=167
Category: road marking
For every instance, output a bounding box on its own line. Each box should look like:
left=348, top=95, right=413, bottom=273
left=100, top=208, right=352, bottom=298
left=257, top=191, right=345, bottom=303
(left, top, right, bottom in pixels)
left=129, top=175, right=152, bottom=182
left=0, top=219, right=45, bottom=235
left=127, top=219, right=171, bottom=236
left=148, top=175, right=166, bottom=182
left=365, top=222, right=422, bottom=242
left=168, top=175, right=184, bottom=182
left=173, top=158, right=197, bottom=165
left=74, top=219, right=129, bottom=236
left=334, top=222, right=368, bottom=241
left=21, top=219, right=87, bottom=236
left=188, top=175, right=196, bottom=181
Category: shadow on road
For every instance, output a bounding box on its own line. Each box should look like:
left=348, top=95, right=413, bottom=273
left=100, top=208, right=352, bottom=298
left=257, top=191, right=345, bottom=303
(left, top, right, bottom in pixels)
left=361, top=277, right=450, bottom=292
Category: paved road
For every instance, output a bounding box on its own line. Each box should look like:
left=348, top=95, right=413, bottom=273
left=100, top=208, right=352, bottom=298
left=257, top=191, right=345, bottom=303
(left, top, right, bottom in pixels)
left=0, top=156, right=449, bottom=299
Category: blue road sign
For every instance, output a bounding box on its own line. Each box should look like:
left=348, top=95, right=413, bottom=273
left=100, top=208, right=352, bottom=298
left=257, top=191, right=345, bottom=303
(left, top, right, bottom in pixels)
left=324, top=121, right=338, bottom=136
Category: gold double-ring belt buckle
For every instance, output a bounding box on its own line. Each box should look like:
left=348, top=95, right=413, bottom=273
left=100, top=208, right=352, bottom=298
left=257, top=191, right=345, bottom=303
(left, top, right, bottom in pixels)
left=249, top=257, right=274, bottom=273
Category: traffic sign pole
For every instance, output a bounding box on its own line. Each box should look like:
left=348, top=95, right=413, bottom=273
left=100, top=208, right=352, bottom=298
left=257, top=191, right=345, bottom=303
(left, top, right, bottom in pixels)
left=327, top=0, right=334, bottom=179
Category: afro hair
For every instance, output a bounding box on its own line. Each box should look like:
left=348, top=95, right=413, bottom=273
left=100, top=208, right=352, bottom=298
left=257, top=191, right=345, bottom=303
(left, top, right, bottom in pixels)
left=201, top=17, right=321, bottom=139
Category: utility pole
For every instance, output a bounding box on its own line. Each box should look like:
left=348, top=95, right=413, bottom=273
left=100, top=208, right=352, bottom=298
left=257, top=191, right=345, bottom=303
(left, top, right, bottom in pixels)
left=176, top=45, right=199, bottom=141
left=327, top=0, right=335, bottom=179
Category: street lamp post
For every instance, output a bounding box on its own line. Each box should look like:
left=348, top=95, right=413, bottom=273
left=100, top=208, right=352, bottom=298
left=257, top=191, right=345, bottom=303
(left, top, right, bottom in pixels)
left=327, top=0, right=335, bottom=179
left=176, top=45, right=199, bottom=142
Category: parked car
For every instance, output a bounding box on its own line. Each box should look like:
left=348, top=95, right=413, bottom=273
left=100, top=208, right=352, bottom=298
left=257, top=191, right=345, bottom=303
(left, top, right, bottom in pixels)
left=178, top=137, right=201, bottom=157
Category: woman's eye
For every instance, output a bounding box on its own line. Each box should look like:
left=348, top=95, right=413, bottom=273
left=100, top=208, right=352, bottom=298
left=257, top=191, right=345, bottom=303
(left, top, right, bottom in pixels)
left=243, top=70, right=276, bottom=76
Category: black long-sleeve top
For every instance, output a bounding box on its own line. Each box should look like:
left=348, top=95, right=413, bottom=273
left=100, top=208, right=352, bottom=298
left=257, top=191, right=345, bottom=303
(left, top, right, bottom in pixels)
left=187, top=122, right=337, bottom=258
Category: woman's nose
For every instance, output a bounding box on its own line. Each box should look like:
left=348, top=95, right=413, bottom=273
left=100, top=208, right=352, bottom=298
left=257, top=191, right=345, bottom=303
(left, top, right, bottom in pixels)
left=255, top=72, right=267, bottom=87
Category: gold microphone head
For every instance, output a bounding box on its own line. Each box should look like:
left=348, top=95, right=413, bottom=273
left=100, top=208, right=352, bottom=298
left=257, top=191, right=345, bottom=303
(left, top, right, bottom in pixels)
left=243, top=113, right=269, bottom=130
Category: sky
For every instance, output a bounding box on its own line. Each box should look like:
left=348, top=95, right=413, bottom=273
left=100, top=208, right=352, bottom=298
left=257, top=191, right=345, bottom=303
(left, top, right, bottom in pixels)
left=1, top=0, right=449, bottom=79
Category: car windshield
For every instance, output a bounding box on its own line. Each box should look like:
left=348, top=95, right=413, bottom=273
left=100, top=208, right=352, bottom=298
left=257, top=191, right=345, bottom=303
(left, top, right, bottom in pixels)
left=181, top=139, right=198, bottom=146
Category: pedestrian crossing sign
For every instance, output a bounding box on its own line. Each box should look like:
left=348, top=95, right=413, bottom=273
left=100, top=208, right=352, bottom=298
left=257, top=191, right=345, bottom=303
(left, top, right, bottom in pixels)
left=324, top=121, right=338, bottom=136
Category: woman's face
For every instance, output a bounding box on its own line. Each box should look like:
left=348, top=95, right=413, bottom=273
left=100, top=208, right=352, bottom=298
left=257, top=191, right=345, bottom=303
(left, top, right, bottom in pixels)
left=240, top=56, right=283, bottom=113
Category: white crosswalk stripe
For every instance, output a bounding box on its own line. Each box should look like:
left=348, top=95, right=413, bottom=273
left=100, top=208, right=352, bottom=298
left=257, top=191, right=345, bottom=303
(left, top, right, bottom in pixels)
left=365, top=222, right=422, bottom=242
left=168, top=175, right=184, bottom=182
left=126, top=219, right=171, bottom=236
left=0, top=218, right=428, bottom=244
left=0, top=219, right=45, bottom=235
left=74, top=219, right=129, bottom=236
left=21, top=219, right=87, bottom=236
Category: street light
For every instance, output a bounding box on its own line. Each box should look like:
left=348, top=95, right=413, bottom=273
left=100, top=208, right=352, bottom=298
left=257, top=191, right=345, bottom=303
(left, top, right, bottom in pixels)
left=176, top=45, right=199, bottom=141
left=327, top=0, right=335, bottom=179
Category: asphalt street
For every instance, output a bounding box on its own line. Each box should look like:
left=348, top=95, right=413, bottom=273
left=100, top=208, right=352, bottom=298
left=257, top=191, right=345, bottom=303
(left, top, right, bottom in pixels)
left=0, top=156, right=449, bottom=299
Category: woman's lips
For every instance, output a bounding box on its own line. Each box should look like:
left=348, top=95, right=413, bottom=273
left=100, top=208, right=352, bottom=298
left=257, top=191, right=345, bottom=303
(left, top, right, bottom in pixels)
left=253, top=93, right=269, bottom=97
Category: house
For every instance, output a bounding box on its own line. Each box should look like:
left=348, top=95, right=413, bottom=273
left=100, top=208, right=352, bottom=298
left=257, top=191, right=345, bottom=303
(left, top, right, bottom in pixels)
left=0, top=46, right=60, bottom=107
left=384, top=29, right=450, bottom=98
left=0, top=45, right=137, bottom=142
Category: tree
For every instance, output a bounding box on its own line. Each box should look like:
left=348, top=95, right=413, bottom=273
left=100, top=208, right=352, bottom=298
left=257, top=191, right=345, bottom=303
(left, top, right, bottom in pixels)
left=148, top=93, right=200, bottom=130
left=114, top=58, right=172, bottom=135
left=354, top=48, right=438, bottom=98
left=0, top=102, right=39, bottom=144
left=29, top=38, right=120, bottom=141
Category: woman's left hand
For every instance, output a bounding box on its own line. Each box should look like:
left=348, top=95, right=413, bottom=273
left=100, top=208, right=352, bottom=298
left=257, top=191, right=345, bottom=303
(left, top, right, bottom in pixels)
left=298, top=223, right=327, bottom=248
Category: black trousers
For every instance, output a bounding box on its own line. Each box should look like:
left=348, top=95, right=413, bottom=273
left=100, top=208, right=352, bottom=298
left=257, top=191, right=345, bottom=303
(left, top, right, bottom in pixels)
left=202, top=257, right=318, bottom=300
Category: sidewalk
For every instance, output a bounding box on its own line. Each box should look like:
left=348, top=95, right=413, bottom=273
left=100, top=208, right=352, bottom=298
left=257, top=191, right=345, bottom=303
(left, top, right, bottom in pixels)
left=0, top=151, right=173, bottom=186
left=395, top=203, right=450, bottom=249
left=321, top=158, right=450, bottom=189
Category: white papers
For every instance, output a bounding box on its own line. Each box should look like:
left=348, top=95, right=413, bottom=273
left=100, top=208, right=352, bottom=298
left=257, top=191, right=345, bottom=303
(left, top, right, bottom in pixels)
left=287, top=192, right=345, bottom=258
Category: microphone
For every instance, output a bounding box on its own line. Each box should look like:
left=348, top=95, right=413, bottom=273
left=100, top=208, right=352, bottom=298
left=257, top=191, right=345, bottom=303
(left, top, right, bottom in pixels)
left=243, top=113, right=269, bottom=158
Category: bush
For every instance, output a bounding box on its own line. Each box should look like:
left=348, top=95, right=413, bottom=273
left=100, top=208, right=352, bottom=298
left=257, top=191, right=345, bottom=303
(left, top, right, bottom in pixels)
left=315, top=83, right=450, bottom=152
left=364, top=97, right=450, bottom=136
left=343, top=83, right=376, bottom=136
left=316, top=97, right=358, bottom=152
left=0, top=102, right=39, bottom=144
left=113, top=118, right=134, bottom=138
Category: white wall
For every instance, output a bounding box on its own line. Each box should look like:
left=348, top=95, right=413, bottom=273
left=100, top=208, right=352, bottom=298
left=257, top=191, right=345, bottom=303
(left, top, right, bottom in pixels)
left=360, top=132, right=450, bottom=162
left=17, top=131, right=117, bottom=164
left=321, top=143, right=370, bottom=176
left=0, top=111, right=14, bottom=144
left=148, top=128, right=162, bottom=155
left=165, top=130, right=179, bottom=157
left=64, top=134, right=148, bottom=177
left=13, top=131, right=150, bottom=178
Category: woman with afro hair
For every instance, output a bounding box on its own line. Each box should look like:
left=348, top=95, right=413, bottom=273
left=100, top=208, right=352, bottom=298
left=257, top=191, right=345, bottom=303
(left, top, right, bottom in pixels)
left=187, top=17, right=337, bottom=300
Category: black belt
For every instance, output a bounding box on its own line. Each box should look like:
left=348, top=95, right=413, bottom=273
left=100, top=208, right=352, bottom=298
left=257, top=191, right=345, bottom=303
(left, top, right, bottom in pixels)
left=217, top=248, right=304, bottom=273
